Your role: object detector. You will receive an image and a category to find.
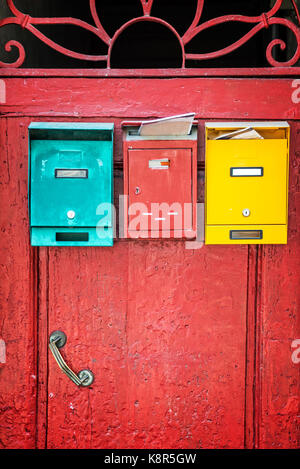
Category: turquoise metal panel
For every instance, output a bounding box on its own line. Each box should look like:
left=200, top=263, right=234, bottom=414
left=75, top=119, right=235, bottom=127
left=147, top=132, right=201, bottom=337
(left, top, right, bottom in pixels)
left=29, top=122, right=114, bottom=246
left=30, top=227, right=114, bottom=247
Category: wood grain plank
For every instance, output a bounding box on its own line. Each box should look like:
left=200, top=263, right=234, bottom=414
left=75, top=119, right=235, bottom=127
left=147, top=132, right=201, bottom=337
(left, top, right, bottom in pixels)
left=0, top=78, right=299, bottom=119
left=0, top=117, right=38, bottom=448
left=257, top=123, right=300, bottom=449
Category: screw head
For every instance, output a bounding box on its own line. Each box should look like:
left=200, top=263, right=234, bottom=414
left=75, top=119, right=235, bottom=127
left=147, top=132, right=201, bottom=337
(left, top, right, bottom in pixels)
left=78, top=369, right=94, bottom=387
left=49, top=330, right=67, bottom=348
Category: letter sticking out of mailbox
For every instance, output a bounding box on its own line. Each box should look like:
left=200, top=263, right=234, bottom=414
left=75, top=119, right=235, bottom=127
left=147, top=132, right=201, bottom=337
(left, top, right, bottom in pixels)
left=28, top=122, right=114, bottom=246
left=122, top=121, right=198, bottom=239
left=205, top=121, right=290, bottom=244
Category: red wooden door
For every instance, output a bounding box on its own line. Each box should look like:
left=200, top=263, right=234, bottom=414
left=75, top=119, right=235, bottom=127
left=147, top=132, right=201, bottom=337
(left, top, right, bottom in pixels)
left=43, top=244, right=248, bottom=449
left=0, top=77, right=299, bottom=449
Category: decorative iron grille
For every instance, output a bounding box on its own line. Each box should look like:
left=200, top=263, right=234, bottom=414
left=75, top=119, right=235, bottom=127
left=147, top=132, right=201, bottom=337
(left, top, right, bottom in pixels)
left=0, top=0, right=299, bottom=69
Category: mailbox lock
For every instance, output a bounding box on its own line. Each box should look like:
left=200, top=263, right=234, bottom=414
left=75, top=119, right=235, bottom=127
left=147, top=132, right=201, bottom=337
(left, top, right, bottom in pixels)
left=242, top=208, right=251, bottom=217
left=135, top=187, right=141, bottom=195
left=67, top=210, right=76, bottom=219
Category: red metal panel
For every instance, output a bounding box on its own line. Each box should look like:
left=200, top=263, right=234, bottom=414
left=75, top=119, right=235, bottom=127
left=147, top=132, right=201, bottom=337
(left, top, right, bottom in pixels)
left=124, top=138, right=197, bottom=239
left=0, top=78, right=299, bottom=449
left=128, top=148, right=193, bottom=236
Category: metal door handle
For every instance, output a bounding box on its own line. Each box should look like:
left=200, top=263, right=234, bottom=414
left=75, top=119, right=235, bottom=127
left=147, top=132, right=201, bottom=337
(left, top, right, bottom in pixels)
left=49, top=330, right=94, bottom=387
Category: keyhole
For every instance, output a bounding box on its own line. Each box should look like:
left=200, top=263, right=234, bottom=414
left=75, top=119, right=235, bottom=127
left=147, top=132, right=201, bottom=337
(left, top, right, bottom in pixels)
left=67, top=210, right=76, bottom=219
left=135, top=187, right=141, bottom=195
left=242, top=208, right=250, bottom=217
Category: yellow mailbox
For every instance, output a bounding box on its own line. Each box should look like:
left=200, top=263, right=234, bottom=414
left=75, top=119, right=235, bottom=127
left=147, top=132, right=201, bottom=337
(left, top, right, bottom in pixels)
left=205, top=122, right=290, bottom=244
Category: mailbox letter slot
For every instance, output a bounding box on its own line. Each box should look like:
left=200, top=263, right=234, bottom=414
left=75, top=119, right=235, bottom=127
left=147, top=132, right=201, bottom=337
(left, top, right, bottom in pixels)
left=230, top=230, right=263, bottom=240
left=55, top=169, right=88, bottom=179
left=56, top=232, right=89, bottom=242
left=148, top=158, right=170, bottom=169
left=230, top=167, right=263, bottom=177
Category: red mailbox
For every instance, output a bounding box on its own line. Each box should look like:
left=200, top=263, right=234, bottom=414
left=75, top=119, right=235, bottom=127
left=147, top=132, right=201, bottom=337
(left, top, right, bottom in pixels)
left=123, top=122, right=198, bottom=239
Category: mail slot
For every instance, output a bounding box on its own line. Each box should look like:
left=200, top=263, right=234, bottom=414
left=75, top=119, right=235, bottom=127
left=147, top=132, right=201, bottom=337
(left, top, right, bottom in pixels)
left=205, top=121, right=290, bottom=244
left=29, top=122, right=114, bottom=246
left=122, top=122, right=198, bottom=239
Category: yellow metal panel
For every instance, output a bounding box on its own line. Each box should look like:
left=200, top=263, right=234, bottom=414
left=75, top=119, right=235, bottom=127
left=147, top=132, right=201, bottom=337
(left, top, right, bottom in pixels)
left=205, top=225, right=287, bottom=245
left=206, top=139, right=288, bottom=225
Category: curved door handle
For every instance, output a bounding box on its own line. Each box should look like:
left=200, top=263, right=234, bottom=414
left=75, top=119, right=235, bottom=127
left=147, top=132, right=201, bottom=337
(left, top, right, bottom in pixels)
left=49, top=330, right=94, bottom=387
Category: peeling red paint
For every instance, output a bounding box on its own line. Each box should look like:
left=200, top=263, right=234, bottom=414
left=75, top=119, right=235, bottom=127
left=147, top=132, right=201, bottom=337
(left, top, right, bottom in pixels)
left=0, top=339, right=6, bottom=363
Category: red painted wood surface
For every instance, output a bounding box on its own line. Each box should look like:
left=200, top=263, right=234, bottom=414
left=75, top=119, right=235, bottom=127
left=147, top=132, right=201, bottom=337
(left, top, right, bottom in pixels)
left=1, top=78, right=300, bottom=120
left=0, top=77, right=299, bottom=449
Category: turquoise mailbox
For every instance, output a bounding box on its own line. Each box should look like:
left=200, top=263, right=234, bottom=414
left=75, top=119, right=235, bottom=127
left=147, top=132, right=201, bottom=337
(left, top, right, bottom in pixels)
left=29, top=122, right=114, bottom=246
